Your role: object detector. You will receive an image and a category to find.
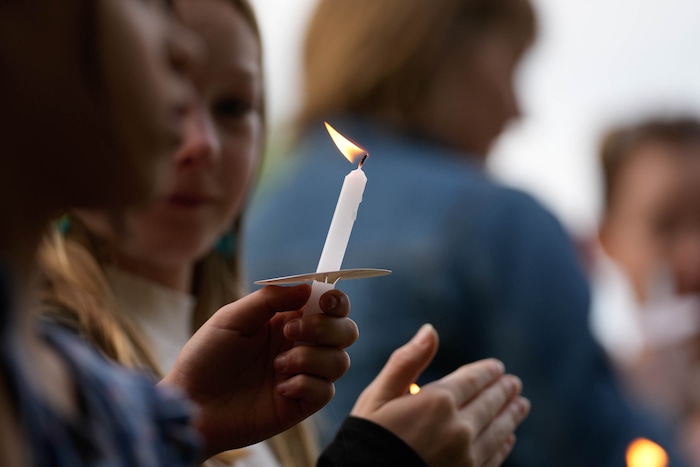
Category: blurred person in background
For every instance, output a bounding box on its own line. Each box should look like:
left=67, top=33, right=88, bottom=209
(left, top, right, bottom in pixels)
left=243, top=0, right=687, bottom=465
left=591, top=116, right=700, bottom=465
left=0, top=1, right=206, bottom=463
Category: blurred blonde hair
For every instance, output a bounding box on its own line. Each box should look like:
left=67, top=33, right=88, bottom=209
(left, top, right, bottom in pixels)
left=299, top=0, right=536, bottom=130
left=37, top=0, right=319, bottom=465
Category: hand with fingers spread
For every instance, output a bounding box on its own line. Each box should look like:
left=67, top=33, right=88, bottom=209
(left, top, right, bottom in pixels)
left=160, top=284, right=358, bottom=459
left=349, top=324, right=530, bottom=467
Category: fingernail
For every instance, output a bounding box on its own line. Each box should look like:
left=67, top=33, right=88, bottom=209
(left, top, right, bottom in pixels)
left=501, top=374, right=520, bottom=392
left=414, top=324, right=434, bottom=346
left=320, top=292, right=339, bottom=311
left=286, top=320, right=301, bottom=338
left=511, top=397, right=530, bottom=417
left=510, top=375, right=522, bottom=393
left=277, top=381, right=288, bottom=396
left=274, top=354, right=288, bottom=372
left=518, top=397, right=531, bottom=416
left=491, top=359, right=505, bottom=377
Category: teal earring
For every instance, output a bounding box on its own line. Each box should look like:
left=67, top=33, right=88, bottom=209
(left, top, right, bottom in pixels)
left=57, top=215, right=72, bottom=236
left=215, top=230, right=236, bottom=259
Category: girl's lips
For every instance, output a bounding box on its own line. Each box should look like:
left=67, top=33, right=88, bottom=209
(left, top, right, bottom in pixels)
left=166, top=193, right=214, bottom=207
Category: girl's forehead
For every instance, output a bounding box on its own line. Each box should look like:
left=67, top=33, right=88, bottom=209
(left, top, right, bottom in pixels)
left=179, top=1, right=259, bottom=55
left=181, top=2, right=261, bottom=80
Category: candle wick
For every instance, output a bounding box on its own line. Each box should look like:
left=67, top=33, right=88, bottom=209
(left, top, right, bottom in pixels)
left=358, top=154, right=368, bottom=169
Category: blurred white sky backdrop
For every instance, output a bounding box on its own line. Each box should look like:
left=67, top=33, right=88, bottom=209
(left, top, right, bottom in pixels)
left=249, top=0, right=700, bottom=239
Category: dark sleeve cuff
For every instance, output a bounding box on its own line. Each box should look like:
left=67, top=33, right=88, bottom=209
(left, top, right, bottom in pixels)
left=317, top=416, right=428, bottom=467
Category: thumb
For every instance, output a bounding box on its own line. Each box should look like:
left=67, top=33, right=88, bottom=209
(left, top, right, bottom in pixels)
left=366, top=324, right=439, bottom=403
left=209, top=284, right=311, bottom=335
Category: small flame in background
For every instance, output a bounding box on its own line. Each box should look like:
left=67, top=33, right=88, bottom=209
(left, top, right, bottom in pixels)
left=626, top=438, right=668, bottom=467
left=325, top=122, right=367, bottom=164
left=409, top=383, right=421, bottom=395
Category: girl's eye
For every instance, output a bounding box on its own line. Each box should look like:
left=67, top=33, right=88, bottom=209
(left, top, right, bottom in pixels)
left=214, top=98, right=252, bottom=118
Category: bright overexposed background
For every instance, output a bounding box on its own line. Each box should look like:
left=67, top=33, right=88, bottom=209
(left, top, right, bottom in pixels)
left=249, top=0, right=700, bottom=240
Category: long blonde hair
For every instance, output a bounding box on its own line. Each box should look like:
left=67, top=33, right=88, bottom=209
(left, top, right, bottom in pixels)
left=38, top=216, right=244, bottom=371
left=299, top=0, right=536, bottom=130
left=37, top=0, right=319, bottom=465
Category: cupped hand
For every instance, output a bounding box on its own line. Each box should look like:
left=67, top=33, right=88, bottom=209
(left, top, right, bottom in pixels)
left=350, top=324, right=530, bottom=467
left=160, top=284, right=358, bottom=458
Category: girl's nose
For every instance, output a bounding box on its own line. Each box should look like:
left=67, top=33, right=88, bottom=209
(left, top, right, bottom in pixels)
left=175, top=104, right=221, bottom=167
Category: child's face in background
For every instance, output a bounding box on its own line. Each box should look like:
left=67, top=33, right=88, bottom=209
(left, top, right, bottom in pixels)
left=601, top=142, right=700, bottom=301
left=80, top=0, right=263, bottom=283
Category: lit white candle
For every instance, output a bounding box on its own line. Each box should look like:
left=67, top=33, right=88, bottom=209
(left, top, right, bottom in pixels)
left=304, top=123, right=368, bottom=315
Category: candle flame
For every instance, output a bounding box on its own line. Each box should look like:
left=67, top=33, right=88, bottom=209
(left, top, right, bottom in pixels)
left=409, top=383, right=421, bottom=395
left=325, top=122, right=368, bottom=165
left=626, top=438, right=668, bottom=467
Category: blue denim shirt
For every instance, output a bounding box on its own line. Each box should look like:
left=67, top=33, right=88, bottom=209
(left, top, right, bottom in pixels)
left=244, top=117, right=685, bottom=466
